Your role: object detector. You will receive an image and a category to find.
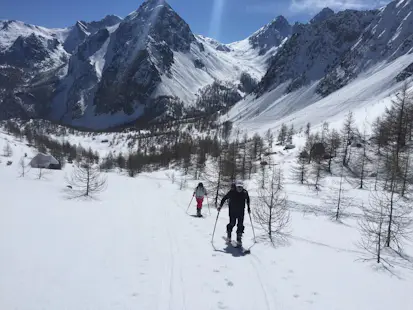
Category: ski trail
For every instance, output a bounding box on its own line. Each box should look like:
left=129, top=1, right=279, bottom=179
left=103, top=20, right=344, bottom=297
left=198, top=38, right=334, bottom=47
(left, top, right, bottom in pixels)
left=165, top=197, right=187, bottom=310
left=249, top=255, right=276, bottom=310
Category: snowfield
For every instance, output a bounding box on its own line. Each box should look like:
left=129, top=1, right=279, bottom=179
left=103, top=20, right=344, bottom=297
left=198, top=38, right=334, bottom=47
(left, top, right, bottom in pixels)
left=1, top=130, right=412, bottom=310
left=225, top=48, right=413, bottom=137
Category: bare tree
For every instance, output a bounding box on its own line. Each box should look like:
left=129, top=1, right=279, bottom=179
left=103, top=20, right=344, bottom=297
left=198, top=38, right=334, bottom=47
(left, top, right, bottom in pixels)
left=305, top=122, right=311, bottom=139
left=310, top=160, right=324, bottom=193
left=66, top=162, right=107, bottom=198
left=254, top=167, right=290, bottom=244
left=3, top=141, right=13, bottom=157
left=325, top=129, right=341, bottom=174
left=205, top=153, right=231, bottom=207
left=357, top=194, right=388, bottom=265
left=287, top=124, right=295, bottom=144
left=354, top=125, right=370, bottom=189
left=291, top=152, right=308, bottom=184
left=323, top=164, right=353, bottom=221
left=265, top=129, right=274, bottom=152
left=277, top=123, right=288, bottom=145
left=341, top=111, right=356, bottom=167
left=18, top=157, right=28, bottom=177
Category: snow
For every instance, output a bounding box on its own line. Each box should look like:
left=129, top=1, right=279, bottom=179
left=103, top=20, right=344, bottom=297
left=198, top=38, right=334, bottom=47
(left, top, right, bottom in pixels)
left=89, top=36, right=110, bottom=80
left=154, top=35, right=272, bottom=103
left=0, top=130, right=412, bottom=310
left=0, top=20, right=63, bottom=51
left=225, top=53, right=413, bottom=136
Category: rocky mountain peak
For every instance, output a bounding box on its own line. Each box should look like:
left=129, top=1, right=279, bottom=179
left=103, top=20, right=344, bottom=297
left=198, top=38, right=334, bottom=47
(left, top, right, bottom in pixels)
left=310, top=7, right=335, bottom=24
left=249, top=15, right=292, bottom=55
left=272, top=15, right=291, bottom=35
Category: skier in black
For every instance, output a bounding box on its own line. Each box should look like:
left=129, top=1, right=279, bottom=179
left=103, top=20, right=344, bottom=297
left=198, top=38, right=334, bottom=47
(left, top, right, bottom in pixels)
left=218, top=180, right=250, bottom=245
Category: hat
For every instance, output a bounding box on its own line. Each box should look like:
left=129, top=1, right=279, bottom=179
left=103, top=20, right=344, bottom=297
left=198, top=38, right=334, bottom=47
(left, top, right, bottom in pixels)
left=235, top=180, right=244, bottom=188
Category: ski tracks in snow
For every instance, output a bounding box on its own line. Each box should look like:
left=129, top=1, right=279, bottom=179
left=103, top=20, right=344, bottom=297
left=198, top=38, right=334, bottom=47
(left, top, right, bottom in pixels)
left=158, top=198, right=188, bottom=310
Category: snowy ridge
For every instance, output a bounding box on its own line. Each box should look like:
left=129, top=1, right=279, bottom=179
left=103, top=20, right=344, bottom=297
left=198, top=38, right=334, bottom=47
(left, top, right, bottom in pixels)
left=226, top=54, right=413, bottom=136
left=0, top=20, right=67, bottom=52
left=225, top=0, right=413, bottom=137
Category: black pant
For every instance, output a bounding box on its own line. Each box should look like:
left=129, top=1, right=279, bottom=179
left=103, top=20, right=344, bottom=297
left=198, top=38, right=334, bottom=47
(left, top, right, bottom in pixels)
left=227, top=210, right=245, bottom=236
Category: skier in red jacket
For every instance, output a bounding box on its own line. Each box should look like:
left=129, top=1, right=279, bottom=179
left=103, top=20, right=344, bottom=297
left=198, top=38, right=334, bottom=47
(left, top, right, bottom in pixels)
left=193, top=182, right=207, bottom=217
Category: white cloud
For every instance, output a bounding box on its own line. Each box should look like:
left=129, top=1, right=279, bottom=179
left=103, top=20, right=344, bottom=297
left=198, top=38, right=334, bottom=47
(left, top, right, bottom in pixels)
left=245, top=0, right=391, bottom=16
left=289, top=0, right=390, bottom=14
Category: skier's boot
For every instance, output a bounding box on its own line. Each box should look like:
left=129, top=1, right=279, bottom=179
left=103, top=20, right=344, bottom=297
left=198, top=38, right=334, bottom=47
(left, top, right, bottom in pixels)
left=236, top=234, right=242, bottom=247
left=225, top=230, right=231, bottom=243
left=197, top=208, right=202, bottom=217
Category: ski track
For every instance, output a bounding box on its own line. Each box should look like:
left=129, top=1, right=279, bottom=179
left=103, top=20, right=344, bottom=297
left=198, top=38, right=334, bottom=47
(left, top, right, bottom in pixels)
left=2, top=152, right=413, bottom=310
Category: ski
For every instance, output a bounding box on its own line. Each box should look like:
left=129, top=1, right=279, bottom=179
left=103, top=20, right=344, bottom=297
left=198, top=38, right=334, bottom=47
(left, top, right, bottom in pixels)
left=222, top=236, right=251, bottom=254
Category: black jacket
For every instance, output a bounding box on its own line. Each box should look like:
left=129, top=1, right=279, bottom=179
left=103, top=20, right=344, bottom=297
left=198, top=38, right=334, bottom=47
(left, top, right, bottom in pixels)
left=220, top=189, right=250, bottom=212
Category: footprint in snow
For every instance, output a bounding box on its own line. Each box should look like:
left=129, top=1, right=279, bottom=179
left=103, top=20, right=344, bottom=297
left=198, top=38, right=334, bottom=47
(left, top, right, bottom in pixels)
left=225, top=279, right=234, bottom=287
left=293, top=294, right=300, bottom=298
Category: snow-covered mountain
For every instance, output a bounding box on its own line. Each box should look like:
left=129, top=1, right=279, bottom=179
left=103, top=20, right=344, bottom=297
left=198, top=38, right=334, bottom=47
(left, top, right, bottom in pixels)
left=226, top=0, right=413, bottom=136
left=0, top=0, right=286, bottom=129
left=4, top=0, right=413, bottom=131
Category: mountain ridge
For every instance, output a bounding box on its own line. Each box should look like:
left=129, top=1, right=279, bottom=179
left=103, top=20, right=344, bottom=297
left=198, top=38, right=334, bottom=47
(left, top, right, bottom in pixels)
left=2, top=0, right=413, bottom=132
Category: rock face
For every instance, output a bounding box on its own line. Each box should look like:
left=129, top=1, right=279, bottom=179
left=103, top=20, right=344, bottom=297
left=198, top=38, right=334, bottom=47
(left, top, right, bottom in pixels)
left=249, top=16, right=292, bottom=55
left=256, top=0, right=413, bottom=99
left=257, top=9, right=377, bottom=96
left=3, top=0, right=413, bottom=130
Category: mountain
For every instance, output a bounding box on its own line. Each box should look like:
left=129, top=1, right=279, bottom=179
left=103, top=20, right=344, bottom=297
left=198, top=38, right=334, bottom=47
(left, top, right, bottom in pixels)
left=225, top=0, right=413, bottom=135
left=248, top=15, right=292, bottom=55
left=0, top=0, right=287, bottom=129
left=4, top=0, right=413, bottom=132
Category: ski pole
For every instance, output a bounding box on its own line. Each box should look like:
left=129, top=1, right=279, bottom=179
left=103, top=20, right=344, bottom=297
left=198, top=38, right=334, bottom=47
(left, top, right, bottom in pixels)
left=186, top=196, right=194, bottom=214
left=207, top=197, right=211, bottom=215
left=211, top=209, right=220, bottom=243
left=248, top=211, right=256, bottom=243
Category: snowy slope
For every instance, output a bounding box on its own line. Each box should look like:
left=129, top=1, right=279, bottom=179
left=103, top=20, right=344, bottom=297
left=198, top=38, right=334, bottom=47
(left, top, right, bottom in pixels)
left=0, top=20, right=68, bottom=52
left=47, top=0, right=283, bottom=130
left=226, top=0, right=413, bottom=137
left=0, top=131, right=412, bottom=310
left=226, top=54, right=413, bottom=136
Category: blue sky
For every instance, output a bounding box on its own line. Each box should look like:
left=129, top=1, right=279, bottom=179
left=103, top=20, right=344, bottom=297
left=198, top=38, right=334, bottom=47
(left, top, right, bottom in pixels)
left=1, top=0, right=391, bottom=43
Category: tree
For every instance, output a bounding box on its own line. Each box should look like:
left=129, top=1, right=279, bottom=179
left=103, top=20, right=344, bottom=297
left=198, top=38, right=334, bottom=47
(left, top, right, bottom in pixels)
left=3, top=141, right=13, bottom=157
left=254, top=167, right=290, bottom=244
left=305, top=122, right=311, bottom=139
left=205, top=152, right=232, bottom=208
left=291, top=152, right=308, bottom=184
left=323, top=164, right=352, bottom=221
left=357, top=188, right=412, bottom=266
left=357, top=194, right=388, bottom=265
left=325, top=129, right=341, bottom=173
left=18, top=157, right=28, bottom=178
left=311, top=160, right=324, bottom=193
left=341, top=111, right=356, bottom=167
left=66, top=162, right=107, bottom=198
left=287, top=124, right=295, bottom=144
left=265, top=129, right=274, bottom=151
left=116, top=152, right=126, bottom=171
left=239, top=133, right=251, bottom=180
left=277, top=123, right=288, bottom=145
left=354, top=126, right=369, bottom=189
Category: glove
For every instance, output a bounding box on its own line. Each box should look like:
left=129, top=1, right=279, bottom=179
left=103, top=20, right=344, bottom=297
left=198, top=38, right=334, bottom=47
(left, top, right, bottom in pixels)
left=217, top=206, right=222, bottom=212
